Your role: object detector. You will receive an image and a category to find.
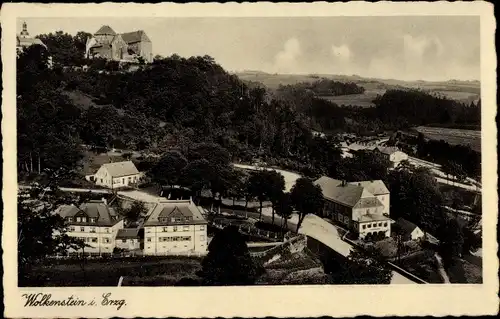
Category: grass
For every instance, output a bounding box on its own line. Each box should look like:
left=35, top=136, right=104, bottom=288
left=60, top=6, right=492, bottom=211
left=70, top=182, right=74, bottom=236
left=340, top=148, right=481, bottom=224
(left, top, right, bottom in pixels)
left=446, top=257, right=482, bottom=284
left=21, top=256, right=202, bottom=287
left=414, top=126, right=481, bottom=152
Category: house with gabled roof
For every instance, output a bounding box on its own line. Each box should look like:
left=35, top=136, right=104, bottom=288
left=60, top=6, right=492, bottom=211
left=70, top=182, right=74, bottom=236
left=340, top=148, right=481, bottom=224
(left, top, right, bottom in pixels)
left=348, top=180, right=390, bottom=215
left=143, top=199, right=208, bottom=255
left=55, top=198, right=124, bottom=256
left=314, top=176, right=391, bottom=240
left=115, top=228, right=143, bottom=251
left=394, top=218, right=425, bottom=241
left=85, top=25, right=153, bottom=63
left=90, top=161, right=142, bottom=189
left=374, top=146, right=408, bottom=168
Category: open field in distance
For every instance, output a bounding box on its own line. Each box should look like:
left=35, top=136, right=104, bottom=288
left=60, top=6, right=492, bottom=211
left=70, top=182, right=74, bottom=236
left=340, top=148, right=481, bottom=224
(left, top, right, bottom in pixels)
left=414, top=126, right=481, bottom=152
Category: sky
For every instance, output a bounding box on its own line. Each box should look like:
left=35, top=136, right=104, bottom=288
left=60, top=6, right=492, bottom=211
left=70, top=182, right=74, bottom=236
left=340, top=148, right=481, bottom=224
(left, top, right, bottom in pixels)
left=19, top=16, right=480, bottom=81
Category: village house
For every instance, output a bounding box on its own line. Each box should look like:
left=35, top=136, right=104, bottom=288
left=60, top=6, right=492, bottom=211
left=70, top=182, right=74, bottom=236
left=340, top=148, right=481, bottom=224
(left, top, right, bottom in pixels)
left=115, top=228, right=143, bottom=251
left=87, top=161, right=142, bottom=189
left=55, top=198, right=124, bottom=256
left=348, top=180, right=390, bottom=216
left=314, top=176, right=391, bottom=240
left=85, top=25, right=153, bottom=63
left=374, top=146, right=409, bottom=168
left=394, top=218, right=425, bottom=241
left=143, top=199, right=208, bottom=255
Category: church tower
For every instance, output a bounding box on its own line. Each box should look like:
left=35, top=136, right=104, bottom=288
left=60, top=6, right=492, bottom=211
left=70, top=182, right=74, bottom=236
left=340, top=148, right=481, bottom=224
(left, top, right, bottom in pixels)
left=19, top=21, right=30, bottom=38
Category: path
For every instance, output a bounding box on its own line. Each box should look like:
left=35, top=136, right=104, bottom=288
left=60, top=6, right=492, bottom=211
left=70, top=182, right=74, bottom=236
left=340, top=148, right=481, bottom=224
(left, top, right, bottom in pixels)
left=434, top=253, right=451, bottom=283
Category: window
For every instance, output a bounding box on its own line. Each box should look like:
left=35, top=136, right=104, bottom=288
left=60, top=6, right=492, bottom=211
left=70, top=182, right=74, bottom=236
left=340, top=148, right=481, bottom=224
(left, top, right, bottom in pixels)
left=163, top=227, right=168, bottom=232
left=362, top=225, right=366, bottom=229
left=80, top=227, right=85, bottom=232
left=384, top=222, right=388, bottom=227
left=91, top=238, right=98, bottom=243
left=183, top=226, right=189, bottom=231
left=200, top=235, right=205, bottom=241
left=122, top=178, right=125, bottom=184
left=171, top=217, right=176, bottom=222
left=69, top=226, right=75, bottom=232
left=378, top=223, right=382, bottom=227
left=367, top=224, right=371, bottom=228
left=105, top=228, right=109, bottom=233
left=67, top=217, right=73, bottom=222
left=76, top=217, right=82, bottom=222
left=90, top=227, right=96, bottom=233
left=103, top=238, right=110, bottom=243
left=82, top=217, right=87, bottom=223
left=90, top=218, right=96, bottom=223
left=173, top=226, right=178, bottom=232
left=200, top=225, right=205, bottom=231
left=147, top=237, right=152, bottom=242
left=122, top=239, right=126, bottom=243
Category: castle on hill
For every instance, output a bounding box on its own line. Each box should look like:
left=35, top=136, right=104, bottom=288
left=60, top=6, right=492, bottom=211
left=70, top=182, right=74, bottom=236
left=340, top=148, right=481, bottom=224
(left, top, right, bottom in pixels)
left=85, top=25, right=153, bottom=63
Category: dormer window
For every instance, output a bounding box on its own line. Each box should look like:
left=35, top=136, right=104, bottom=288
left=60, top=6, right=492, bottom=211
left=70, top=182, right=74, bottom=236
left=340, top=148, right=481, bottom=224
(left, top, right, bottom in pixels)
left=171, top=217, right=176, bottom=222
left=67, top=217, right=73, bottom=222
left=76, top=217, right=82, bottom=222
left=82, top=217, right=87, bottom=223
left=90, top=218, right=96, bottom=223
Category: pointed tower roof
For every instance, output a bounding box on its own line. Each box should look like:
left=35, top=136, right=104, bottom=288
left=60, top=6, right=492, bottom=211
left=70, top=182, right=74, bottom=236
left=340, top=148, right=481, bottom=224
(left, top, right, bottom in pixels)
left=95, top=25, right=116, bottom=35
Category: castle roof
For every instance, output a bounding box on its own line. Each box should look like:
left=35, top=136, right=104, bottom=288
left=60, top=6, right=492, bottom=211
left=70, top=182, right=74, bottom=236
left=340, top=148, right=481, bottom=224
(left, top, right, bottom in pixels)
left=95, top=25, right=116, bottom=35
left=121, top=30, right=151, bottom=44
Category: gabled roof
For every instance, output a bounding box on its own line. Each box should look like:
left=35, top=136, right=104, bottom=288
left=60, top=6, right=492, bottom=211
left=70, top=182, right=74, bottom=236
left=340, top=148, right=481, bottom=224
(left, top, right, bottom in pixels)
left=314, top=176, right=374, bottom=207
left=396, top=218, right=420, bottom=234
left=376, top=146, right=401, bottom=155
left=121, top=30, right=151, bottom=44
left=354, top=197, right=384, bottom=209
left=95, top=25, right=116, bottom=35
left=116, top=228, right=140, bottom=239
left=144, top=200, right=207, bottom=226
left=56, top=201, right=122, bottom=227
left=349, top=180, right=390, bottom=195
left=101, top=161, right=139, bottom=178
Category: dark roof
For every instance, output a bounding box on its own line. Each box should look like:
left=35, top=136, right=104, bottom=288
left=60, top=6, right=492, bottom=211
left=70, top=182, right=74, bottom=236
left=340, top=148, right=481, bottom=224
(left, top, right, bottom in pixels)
left=116, top=228, right=140, bottom=239
left=144, top=200, right=207, bottom=227
left=314, top=176, right=373, bottom=207
left=121, top=30, right=151, bottom=44
left=396, top=218, right=420, bottom=234
left=56, top=201, right=122, bottom=227
left=95, top=25, right=116, bottom=35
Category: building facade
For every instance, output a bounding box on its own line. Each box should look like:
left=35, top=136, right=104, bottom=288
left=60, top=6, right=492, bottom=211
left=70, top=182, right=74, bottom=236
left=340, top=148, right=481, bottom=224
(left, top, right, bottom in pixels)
left=85, top=25, right=153, bottom=63
left=375, top=146, right=409, bottom=168
left=89, top=161, right=142, bottom=189
left=115, top=228, right=142, bottom=250
left=314, top=176, right=391, bottom=240
left=56, top=199, right=124, bottom=255
left=143, top=199, right=208, bottom=255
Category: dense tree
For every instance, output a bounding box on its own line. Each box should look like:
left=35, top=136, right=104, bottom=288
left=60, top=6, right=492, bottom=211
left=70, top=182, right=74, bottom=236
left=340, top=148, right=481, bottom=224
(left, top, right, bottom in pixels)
left=123, top=201, right=148, bottom=225
left=438, top=218, right=464, bottom=267
left=290, top=178, right=324, bottom=232
left=262, top=171, right=286, bottom=225
left=199, top=225, right=261, bottom=285
left=247, top=170, right=269, bottom=220
left=36, top=30, right=91, bottom=66
left=330, top=247, right=393, bottom=284
left=149, top=150, right=188, bottom=189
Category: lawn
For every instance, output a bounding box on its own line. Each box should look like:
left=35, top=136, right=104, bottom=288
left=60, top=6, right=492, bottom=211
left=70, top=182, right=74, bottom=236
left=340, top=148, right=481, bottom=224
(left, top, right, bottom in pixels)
left=21, top=256, right=202, bottom=287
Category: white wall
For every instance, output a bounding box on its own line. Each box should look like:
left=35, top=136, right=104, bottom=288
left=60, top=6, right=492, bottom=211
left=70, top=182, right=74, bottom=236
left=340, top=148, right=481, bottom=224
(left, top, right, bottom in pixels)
left=116, top=238, right=140, bottom=250
left=94, top=166, right=141, bottom=189
left=144, top=224, right=207, bottom=255
left=358, top=220, right=391, bottom=239
left=66, top=220, right=124, bottom=254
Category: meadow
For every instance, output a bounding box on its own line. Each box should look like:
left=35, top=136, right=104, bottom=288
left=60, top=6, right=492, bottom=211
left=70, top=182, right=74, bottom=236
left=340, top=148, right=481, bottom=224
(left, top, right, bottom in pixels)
left=414, top=126, right=481, bottom=152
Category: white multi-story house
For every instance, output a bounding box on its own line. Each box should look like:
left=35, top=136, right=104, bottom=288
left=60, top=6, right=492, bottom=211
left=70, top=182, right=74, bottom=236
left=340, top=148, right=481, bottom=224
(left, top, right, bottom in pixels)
left=56, top=199, right=124, bottom=255
left=314, top=176, right=391, bottom=241
left=143, top=199, right=208, bottom=255
left=87, top=161, right=142, bottom=189
left=348, top=180, right=390, bottom=216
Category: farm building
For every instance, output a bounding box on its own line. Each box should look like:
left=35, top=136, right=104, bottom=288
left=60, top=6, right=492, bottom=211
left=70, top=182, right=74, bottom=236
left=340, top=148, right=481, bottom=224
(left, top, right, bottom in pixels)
left=87, top=161, right=142, bottom=189
left=375, top=146, right=409, bottom=168
left=394, top=218, right=425, bottom=241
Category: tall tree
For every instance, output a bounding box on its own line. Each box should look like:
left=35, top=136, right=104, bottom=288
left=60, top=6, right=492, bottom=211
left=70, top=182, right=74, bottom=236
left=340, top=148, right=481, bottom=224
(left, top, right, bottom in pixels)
left=149, top=150, right=188, bottom=189
left=275, top=192, right=294, bottom=233
left=247, top=170, right=269, bottom=220
left=290, top=178, right=324, bottom=232
left=263, top=171, right=286, bottom=225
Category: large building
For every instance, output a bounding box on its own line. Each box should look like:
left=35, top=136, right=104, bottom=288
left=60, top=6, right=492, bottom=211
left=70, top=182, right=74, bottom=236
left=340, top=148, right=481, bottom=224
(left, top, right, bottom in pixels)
left=143, top=199, right=208, bottom=255
left=87, top=161, right=142, bottom=189
left=314, top=176, right=391, bottom=240
left=85, top=25, right=153, bottom=63
left=16, top=21, right=47, bottom=54
left=56, top=198, right=124, bottom=256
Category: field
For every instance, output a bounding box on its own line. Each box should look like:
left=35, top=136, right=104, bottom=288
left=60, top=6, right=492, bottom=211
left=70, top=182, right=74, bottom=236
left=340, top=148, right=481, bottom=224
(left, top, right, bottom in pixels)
left=414, top=126, right=481, bottom=152
left=319, top=89, right=385, bottom=108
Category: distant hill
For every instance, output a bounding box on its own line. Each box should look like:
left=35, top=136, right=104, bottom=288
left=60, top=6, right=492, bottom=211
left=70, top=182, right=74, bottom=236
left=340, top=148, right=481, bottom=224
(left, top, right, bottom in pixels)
left=233, top=72, right=481, bottom=106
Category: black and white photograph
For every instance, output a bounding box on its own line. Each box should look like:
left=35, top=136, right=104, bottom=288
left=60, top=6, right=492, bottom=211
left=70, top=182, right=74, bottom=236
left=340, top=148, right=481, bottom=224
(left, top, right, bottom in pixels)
left=2, top=2, right=498, bottom=318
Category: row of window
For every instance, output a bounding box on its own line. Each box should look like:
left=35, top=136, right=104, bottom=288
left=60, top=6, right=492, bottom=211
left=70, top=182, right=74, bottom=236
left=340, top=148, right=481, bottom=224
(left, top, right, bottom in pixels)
left=74, top=237, right=111, bottom=244
left=68, top=217, right=97, bottom=223
left=146, top=235, right=205, bottom=242
left=69, top=226, right=110, bottom=233
left=362, top=222, right=388, bottom=230
left=158, top=217, right=193, bottom=223
left=146, top=225, right=205, bottom=232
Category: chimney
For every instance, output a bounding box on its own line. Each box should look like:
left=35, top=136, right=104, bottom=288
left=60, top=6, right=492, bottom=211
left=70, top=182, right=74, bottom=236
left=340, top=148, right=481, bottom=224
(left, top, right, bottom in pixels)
left=102, top=197, right=107, bottom=205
